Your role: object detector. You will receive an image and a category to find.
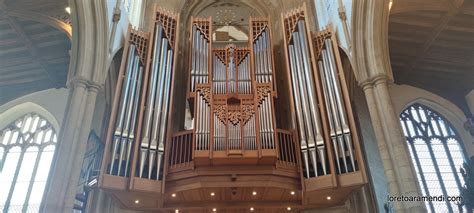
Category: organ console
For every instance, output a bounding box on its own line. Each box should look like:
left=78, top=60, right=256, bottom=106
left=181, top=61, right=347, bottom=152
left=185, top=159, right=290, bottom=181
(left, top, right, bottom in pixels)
left=99, top=4, right=367, bottom=212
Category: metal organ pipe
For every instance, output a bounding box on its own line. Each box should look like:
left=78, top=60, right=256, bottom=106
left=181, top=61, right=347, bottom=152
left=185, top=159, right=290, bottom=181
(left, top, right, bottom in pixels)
left=110, top=45, right=141, bottom=176
left=297, top=20, right=327, bottom=176
left=140, top=25, right=163, bottom=178
left=288, top=45, right=310, bottom=178
left=191, top=27, right=210, bottom=90
left=237, top=55, right=250, bottom=94
left=318, top=60, right=342, bottom=174
left=322, top=39, right=355, bottom=172
left=286, top=19, right=328, bottom=177
left=253, top=28, right=272, bottom=83
left=191, top=25, right=197, bottom=91
left=136, top=22, right=174, bottom=180
left=117, top=55, right=140, bottom=175
left=156, top=49, right=174, bottom=179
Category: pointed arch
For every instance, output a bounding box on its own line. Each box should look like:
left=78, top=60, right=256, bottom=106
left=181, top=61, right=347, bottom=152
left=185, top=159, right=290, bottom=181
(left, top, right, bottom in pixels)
left=0, top=103, right=59, bottom=212
left=400, top=102, right=467, bottom=212
left=0, top=102, right=60, bottom=132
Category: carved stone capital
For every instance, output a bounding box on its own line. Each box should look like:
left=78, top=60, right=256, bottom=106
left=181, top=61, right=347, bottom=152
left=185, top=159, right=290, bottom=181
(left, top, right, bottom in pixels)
left=68, top=77, right=103, bottom=92
left=359, top=74, right=390, bottom=91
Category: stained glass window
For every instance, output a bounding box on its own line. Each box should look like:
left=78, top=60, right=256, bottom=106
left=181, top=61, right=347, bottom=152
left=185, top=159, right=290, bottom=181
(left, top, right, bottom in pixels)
left=400, top=103, right=466, bottom=213
left=0, top=113, right=57, bottom=212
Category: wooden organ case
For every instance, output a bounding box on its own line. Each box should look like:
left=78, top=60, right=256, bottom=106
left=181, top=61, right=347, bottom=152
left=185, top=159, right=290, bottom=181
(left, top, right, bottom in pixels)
left=99, top=4, right=366, bottom=212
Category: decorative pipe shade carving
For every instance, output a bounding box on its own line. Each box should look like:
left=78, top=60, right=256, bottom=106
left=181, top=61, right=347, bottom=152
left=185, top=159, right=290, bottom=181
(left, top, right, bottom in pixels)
left=188, top=17, right=279, bottom=154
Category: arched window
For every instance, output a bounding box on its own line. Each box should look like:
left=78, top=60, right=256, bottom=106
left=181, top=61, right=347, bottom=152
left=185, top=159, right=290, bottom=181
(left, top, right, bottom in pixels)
left=400, top=103, right=466, bottom=213
left=0, top=113, right=57, bottom=212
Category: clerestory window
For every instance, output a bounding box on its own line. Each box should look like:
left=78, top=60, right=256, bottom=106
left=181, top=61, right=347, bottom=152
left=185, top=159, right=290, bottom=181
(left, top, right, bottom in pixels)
left=0, top=113, right=57, bottom=212
left=400, top=103, right=466, bottom=213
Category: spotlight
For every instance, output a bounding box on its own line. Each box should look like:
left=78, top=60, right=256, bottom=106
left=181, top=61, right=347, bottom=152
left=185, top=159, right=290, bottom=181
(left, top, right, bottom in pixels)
left=171, top=193, right=176, bottom=198
left=65, top=7, right=71, bottom=14
left=327, top=196, right=332, bottom=200
left=290, top=191, right=295, bottom=195
left=250, top=207, right=254, bottom=211
left=212, top=208, right=217, bottom=212
left=210, top=192, right=215, bottom=196
left=134, top=200, right=139, bottom=204
left=287, top=207, right=291, bottom=211
left=252, top=191, right=257, bottom=196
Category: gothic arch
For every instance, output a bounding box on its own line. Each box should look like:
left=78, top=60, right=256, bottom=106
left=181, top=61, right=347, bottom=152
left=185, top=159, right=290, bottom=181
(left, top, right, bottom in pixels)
left=351, top=0, right=392, bottom=83
left=391, top=84, right=474, bottom=156
left=66, top=0, right=109, bottom=84
left=0, top=102, right=60, bottom=132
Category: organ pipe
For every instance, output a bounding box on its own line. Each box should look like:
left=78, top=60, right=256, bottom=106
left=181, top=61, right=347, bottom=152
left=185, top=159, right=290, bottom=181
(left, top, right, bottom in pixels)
left=282, top=5, right=362, bottom=178
left=102, top=8, right=178, bottom=183
left=109, top=44, right=143, bottom=177
left=189, top=18, right=211, bottom=92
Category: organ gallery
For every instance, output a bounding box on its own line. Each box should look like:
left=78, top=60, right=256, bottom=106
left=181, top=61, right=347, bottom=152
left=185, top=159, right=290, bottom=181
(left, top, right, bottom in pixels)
left=99, top=4, right=367, bottom=211
left=2, top=0, right=472, bottom=212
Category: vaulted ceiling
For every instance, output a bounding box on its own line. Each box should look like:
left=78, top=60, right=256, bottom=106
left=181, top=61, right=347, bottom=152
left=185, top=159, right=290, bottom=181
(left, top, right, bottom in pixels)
left=0, top=0, right=71, bottom=104
left=389, top=0, right=474, bottom=114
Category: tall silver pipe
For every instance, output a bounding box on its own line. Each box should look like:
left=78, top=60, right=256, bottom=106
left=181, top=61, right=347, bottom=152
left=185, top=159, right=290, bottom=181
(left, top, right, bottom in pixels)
left=296, top=21, right=324, bottom=146
left=191, top=25, right=197, bottom=91
left=319, top=60, right=342, bottom=174
left=258, top=105, right=265, bottom=149
left=155, top=49, right=173, bottom=179
left=196, top=93, right=202, bottom=149
left=140, top=26, right=163, bottom=176
left=265, top=93, right=275, bottom=149
left=204, top=39, right=208, bottom=84
left=265, top=29, right=273, bottom=82
left=259, top=37, right=263, bottom=83
left=204, top=100, right=209, bottom=149
left=295, top=23, right=326, bottom=176
left=292, top=32, right=316, bottom=148
left=110, top=44, right=136, bottom=174
left=261, top=33, right=268, bottom=83
left=288, top=45, right=310, bottom=177
left=150, top=38, right=168, bottom=148
left=325, top=39, right=355, bottom=170
left=124, top=65, right=143, bottom=176
left=322, top=49, right=348, bottom=172
left=117, top=54, right=138, bottom=175
left=118, top=54, right=140, bottom=175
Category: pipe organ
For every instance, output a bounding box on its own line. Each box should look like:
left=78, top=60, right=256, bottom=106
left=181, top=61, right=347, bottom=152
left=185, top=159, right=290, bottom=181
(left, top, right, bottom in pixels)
left=281, top=5, right=366, bottom=202
left=99, top=4, right=366, bottom=211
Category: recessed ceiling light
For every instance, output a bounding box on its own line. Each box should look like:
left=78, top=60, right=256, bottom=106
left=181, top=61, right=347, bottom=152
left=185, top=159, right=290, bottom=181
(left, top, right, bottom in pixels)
left=252, top=191, right=257, bottom=196
left=287, top=207, right=291, bottom=211
left=134, top=200, right=139, bottom=204
left=250, top=207, right=254, bottom=211
left=210, top=192, right=215, bottom=196
left=327, top=196, right=332, bottom=200
left=65, top=7, right=71, bottom=14
left=212, top=208, right=217, bottom=212
left=290, top=191, right=295, bottom=195
left=175, top=209, right=179, bottom=213
left=171, top=193, right=176, bottom=197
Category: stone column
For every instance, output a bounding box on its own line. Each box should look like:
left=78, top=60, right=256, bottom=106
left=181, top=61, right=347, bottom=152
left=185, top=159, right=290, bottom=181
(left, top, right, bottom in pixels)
left=360, top=76, right=425, bottom=212
left=41, top=78, right=102, bottom=212
left=40, top=0, right=109, bottom=211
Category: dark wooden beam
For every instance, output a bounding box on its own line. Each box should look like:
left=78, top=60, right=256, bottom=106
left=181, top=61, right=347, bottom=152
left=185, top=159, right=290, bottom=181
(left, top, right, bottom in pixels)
left=402, top=5, right=462, bottom=75
left=5, top=16, right=61, bottom=84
